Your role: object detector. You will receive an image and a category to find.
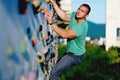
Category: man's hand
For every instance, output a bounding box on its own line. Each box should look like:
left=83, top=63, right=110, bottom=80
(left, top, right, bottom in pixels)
left=49, top=0, right=55, bottom=4
left=44, top=11, right=53, bottom=24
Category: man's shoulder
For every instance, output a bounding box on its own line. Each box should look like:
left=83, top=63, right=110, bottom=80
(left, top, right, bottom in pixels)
left=71, top=12, right=76, bottom=15
left=70, top=12, right=76, bottom=18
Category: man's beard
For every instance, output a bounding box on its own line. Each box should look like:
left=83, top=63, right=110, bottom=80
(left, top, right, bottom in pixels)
left=75, top=15, right=84, bottom=20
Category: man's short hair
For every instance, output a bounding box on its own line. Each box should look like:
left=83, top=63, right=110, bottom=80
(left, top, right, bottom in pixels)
left=81, top=4, right=91, bottom=14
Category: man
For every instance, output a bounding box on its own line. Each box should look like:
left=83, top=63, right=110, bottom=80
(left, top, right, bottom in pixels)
left=45, top=0, right=91, bottom=80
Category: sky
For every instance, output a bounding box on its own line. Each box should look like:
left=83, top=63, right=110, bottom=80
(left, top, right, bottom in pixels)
left=72, top=0, right=106, bottom=24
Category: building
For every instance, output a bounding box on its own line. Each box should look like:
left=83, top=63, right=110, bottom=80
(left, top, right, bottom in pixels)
left=106, top=0, right=120, bottom=50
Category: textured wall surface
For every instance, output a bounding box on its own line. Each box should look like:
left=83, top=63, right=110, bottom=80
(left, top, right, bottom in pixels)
left=0, top=0, right=58, bottom=80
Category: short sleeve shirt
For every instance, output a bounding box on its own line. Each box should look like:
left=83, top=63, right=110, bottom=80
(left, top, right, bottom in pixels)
left=66, top=12, right=88, bottom=55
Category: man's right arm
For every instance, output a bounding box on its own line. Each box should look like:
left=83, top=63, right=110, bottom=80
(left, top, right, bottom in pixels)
left=50, top=0, right=71, bottom=22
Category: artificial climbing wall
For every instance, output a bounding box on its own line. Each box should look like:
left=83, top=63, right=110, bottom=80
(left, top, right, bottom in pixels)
left=0, top=0, right=58, bottom=80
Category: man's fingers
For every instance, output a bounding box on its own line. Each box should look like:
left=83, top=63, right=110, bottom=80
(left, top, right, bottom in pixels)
left=45, top=13, right=52, bottom=20
left=44, top=8, right=49, bottom=13
left=45, top=12, right=52, bottom=17
left=50, top=0, right=54, bottom=3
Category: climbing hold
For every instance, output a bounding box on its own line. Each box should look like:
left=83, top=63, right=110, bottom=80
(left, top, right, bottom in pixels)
left=20, top=39, right=26, bottom=54
left=41, top=9, right=45, bottom=14
left=32, top=0, right=42, bottom=14
left=26, top=27, right=32, bottom=39
left=50, top=53, right=55, bottom=59
left=32, top=0, right=42, bottom=7
left=32, top=37, right=37, bottom=47
left=28, top=71, right=36, bottom=80
left=41, top=33, right=46, bottom=40
left=7, top=42, right=20, bottom=64
left=44, top=69, right=48, bottom=76
left=26, top=0, right=30, bottom=3
left=46, top=0, right=50, bottom=3
left=20, top=75, right=27, bottom=80
left=39, top=25, right=43, bottom=32
left=19, top=0, right=28, bottom=14
left=7, top=42, right=14, bottom=56
left=20, top=39, right=30, bottom=62
left=37, top=52, right=44, bottom=63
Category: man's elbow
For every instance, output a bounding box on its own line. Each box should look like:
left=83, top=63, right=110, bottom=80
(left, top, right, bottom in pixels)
left=61, top=35, right=67, bottom=39
left=61, top=34, right=76, bottom=39
left=62, top=14, right=70, bottom=22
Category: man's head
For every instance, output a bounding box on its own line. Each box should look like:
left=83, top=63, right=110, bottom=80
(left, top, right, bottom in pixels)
left=75, top=4, right=91, bottom=20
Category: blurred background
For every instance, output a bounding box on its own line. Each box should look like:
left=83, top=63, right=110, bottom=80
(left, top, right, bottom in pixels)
left=58, top=0, right=120, bottom=80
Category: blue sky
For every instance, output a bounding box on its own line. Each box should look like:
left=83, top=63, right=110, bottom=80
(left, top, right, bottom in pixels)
left=72, top=0, right=106, bottom=24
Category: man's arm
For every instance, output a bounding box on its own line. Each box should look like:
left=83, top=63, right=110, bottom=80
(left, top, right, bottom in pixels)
left=51, top=24, right=76, bottom=39
left=45, top=10, right=76, bottom=39
left=50, top=0, right=71, bottom=22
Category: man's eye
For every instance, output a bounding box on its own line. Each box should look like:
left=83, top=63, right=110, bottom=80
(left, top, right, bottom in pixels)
left=81, top=10, right=84, bottom=13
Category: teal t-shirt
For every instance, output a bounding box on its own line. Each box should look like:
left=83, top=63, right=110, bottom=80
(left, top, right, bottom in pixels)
left=66, top=12, right=88, bottom=55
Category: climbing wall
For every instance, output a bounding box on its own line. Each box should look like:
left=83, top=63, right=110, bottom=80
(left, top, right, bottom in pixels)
left=0, top=0, right=58, bottom=80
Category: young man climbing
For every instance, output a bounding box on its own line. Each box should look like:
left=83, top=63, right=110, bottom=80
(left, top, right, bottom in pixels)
left=44, top=0, right=91, bottom=80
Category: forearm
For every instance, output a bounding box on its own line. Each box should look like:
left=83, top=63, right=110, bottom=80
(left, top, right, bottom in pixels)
left=51, top=24, right=67, bottom=38
left=51, top=1, right=66, bottom=20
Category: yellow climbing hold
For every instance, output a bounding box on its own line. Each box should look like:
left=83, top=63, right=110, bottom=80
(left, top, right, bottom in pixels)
left=46, top=0, right=50, bottom=3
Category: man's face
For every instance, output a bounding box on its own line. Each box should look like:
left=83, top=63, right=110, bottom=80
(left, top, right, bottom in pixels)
left=76, top=6, right=89, bottom=19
